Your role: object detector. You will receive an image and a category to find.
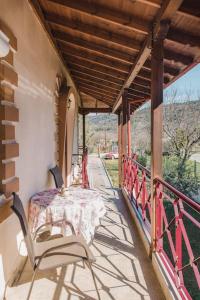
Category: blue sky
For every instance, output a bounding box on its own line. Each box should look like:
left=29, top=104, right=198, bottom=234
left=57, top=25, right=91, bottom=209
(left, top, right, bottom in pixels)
left=164, top=63, right=200, bottom=102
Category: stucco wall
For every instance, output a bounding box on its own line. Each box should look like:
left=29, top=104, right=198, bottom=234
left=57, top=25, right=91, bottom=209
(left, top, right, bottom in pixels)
left=0, top=0, right=79, bottom=297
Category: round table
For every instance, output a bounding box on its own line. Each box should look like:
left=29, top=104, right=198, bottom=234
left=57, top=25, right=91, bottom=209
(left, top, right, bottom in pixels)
left=29, top=187, right=106, bottom=243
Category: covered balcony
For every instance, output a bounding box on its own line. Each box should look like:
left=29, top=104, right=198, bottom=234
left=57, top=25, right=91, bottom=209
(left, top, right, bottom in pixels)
left=0, top=0, right=199, bottom=299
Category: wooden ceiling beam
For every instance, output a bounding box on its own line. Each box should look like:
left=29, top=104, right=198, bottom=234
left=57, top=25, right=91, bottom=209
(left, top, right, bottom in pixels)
left=128, top=98, right=146, bottom=103
left=78, top=85, right=116, bottom=101
left=133, top=78, right=151, bottom=89
left=128, top=87, right=151, bottom=97
left=72, top=74, right=121, bottom=92
left=64, top=55, right=127, bottom=80
left=78, top=85, right=117, bottom=100
left=128, top=90, right=147, bottom=99
left=75, top=79, right=119, bottom=95
left=178, top=0, right=200, bottom=21
left=59, top=42, right=130, bottom=73
left=143, top=59, right=180, bottom=76
left=167, top=28, right=200, bottom=48
left=79, top=107, right=112, bottom=114
left=136, top=0, right=160, bottom=8
left=48, top=0, right=150, bottom=34
left=164, top=48, right=194, bottom=65
left=46, top=13, right=141, bottom=51
left=53, top=30, right=136, bottom=63
left=130, top=82, right=151, bottom=94
left=69, top=65, right=124, bottom=86
left=112, top=0, right=185, bottom=112
left=81, top=90, right=114, bottom=106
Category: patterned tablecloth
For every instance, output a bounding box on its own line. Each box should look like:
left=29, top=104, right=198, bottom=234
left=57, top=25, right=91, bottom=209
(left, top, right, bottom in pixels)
left=29, top=187, right=106, bottom=243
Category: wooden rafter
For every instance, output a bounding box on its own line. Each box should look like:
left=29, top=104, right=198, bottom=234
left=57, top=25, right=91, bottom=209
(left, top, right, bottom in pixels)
left=64, top=55, right=127, bottom=80
left=128, top=90, right=147, bottom=99
left=76, top=80, right=119, bottom=96
left=70, top=66, right=124, bottom=86
left=81, top=91, right=113, bottom=106
left=129, top=83, right=151, bottom=94
left=79, top=107, right=112, bottom=114
left=79, top=86, right=115, bottom=101
left=78, top=86, right=117, bottom=101
left=73, top=75, right=121, bottom=92
left=48, top=0, right=150, bottom=34
left=112, top=0, right=185, bottom=112
left=46, top=13, right=142, bottom=50
left=53, top=30, right=136, bottom=63
left=59, top=42, right=131, bottom=73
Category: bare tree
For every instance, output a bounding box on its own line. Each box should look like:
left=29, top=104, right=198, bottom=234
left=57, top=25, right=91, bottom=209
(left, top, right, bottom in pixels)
left=163, top=89, right=200, bottom=179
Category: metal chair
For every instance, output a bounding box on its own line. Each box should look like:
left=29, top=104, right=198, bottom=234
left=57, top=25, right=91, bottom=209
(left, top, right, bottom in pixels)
left=10, top=193, right=100, bottom=300
left=49, top=165, right=64, bottom=189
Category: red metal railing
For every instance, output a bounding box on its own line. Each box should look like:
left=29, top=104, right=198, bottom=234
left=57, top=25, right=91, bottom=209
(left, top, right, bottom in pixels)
left=123, top=155, right=200, bottom=299
left=154, top=178, right=200, bottom=300
left=82, top=148, right=89, bottom=189
left=123, top=154, right=151, bottom=225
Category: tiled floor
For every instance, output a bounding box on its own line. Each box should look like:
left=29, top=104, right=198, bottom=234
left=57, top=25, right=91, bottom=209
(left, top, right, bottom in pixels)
left=5, top=156, right=165, bottom=300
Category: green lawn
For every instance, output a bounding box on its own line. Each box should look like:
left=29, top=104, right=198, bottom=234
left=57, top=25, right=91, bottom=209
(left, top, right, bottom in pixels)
left=103, top=159, right=119, bottom=187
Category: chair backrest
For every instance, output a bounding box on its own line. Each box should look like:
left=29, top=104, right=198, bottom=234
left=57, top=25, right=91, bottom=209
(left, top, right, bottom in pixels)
left=49, top=165, right=64, bottom=189
left=11, top=193, right=35, bottom=268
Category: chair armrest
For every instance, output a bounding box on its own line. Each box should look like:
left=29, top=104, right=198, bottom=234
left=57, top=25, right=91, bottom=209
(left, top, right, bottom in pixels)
left=33, top=219, right=75, bottom=240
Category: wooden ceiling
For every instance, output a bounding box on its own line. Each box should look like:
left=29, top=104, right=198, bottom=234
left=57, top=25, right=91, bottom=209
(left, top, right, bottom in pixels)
left=30, top=0, right=200, bottom=113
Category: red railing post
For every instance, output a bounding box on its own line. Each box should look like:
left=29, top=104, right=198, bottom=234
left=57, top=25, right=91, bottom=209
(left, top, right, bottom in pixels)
left=175, top=200, right=184, bottom=287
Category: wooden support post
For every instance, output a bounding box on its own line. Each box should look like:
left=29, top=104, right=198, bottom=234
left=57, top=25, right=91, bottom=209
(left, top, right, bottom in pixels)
left=58, top=86, right=70, bottom=184
left=121, top=89, right=128, bottom=156
left=150, top=31, right=165, bottom=252
left=127, top=101, right=131, bottom=157
left=118, top=111, right=122, bottom=187
left=82, top=113, right=86, bottom=150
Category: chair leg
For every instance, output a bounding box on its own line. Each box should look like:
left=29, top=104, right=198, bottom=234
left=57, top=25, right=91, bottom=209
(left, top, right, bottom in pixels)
left=3, top=281, right=8, bottom=300
left=2, top=256, right=28, bottom=300
left=26, top=267, right=38, bottom=300
left=86, top=261, right=101, bottom=300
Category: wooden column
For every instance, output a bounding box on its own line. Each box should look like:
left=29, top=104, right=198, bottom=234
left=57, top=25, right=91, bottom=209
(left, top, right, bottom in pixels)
left=127, top=101, right=131, bottom=156
left=82, top=113, right=86, bottom=149
left=118, top=111, right=122, bottom=187
left=150, top=32, right=164, bottom=251
left=121, top=89, right=128, bottom=156
left=58, top=85, right=70, bottom=184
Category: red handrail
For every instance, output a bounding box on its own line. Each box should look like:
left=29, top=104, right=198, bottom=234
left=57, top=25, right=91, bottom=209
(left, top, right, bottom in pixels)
left=122, top=154, right=200, bottom=299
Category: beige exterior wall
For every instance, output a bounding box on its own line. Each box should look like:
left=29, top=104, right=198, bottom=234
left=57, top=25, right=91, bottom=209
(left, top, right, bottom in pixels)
left=0, top=0, right=79, bottom=297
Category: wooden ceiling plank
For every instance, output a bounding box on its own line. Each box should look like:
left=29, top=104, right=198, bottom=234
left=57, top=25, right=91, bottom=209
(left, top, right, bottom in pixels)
left=143, top=59, right=180, bottom=76
left=128, top=90, right=147, bottom=98
left=53, top=30, right=137, bottom=63
left=79, top=107, right=112, bottom=114
left=78, top=85, right=117, bottom=99
left=75, top=79, right=119, bottom=95
left=46, top=13, right=141, bottom=50
left=112, top=0, right=185, bottom=112
left=130, top=83, right=150, bottom=94
left=48, top=0, right=150, bottom=34
left=79, top=85, right=115, bottom=100
left=128, top=87, right=151, bottom=96
left=69, top=65, right=124, bottom=86
left=64, top=55, right=127, bottom=80
left=72, top=74, right=121, bottom=92
left=164, top=48, right=194, bottom=65
left=81, top=90, right=114, bottom=106
left=178, top=0, right=200, bottom=20
left=167, top=28, right=200, bottom=48
left=60, top=43, right=130, bottom=73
